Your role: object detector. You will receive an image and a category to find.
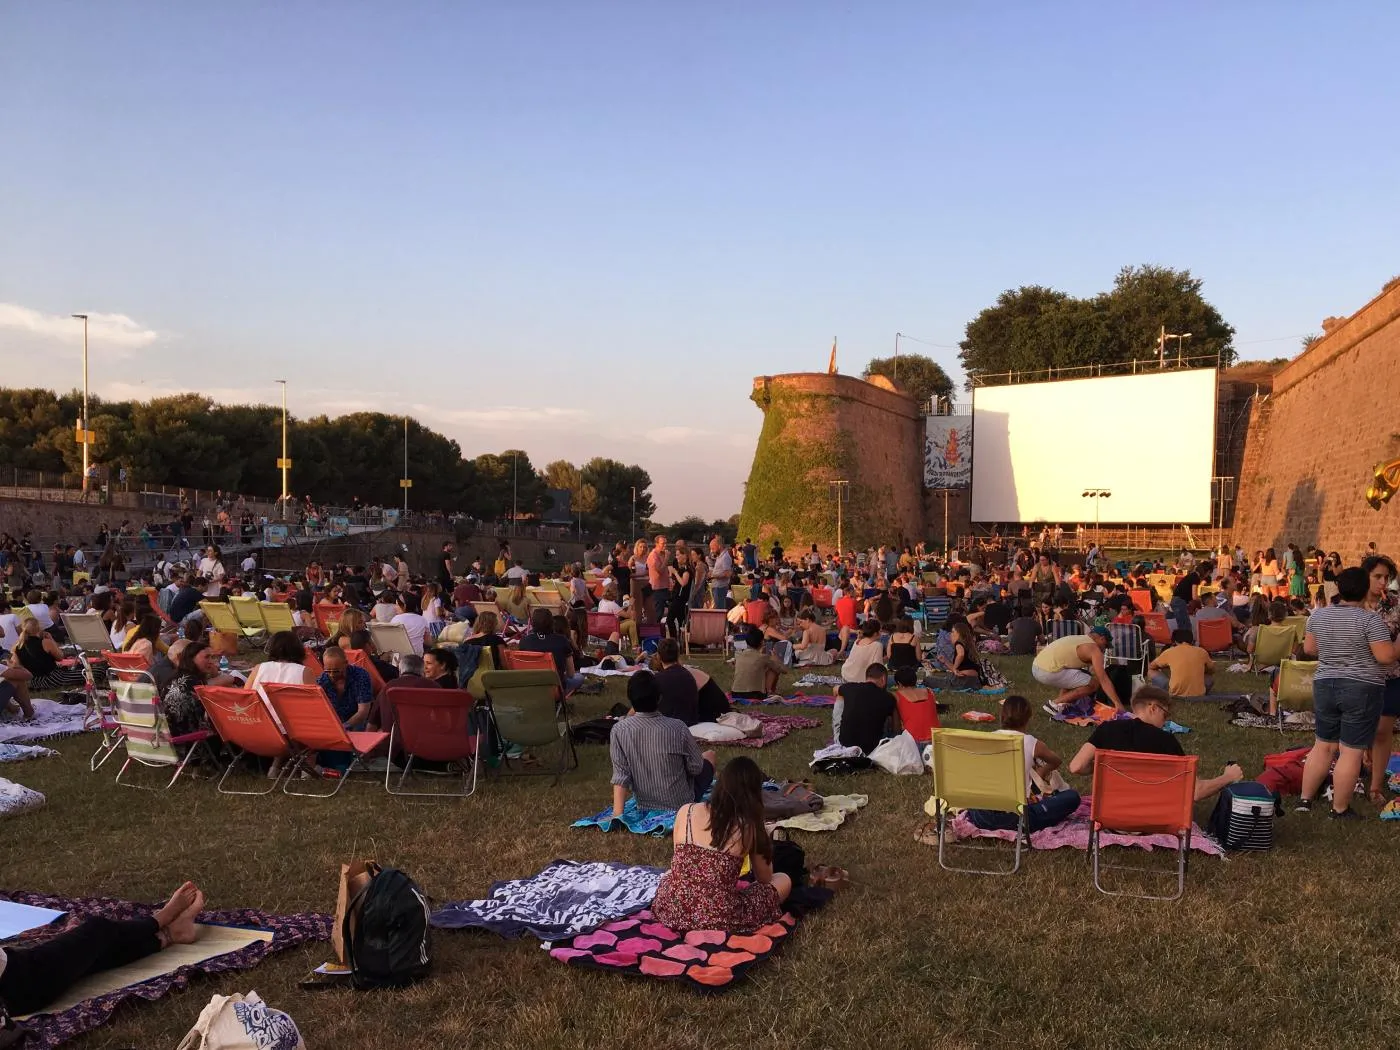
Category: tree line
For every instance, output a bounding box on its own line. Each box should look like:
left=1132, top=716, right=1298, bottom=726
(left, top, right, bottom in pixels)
left=0, top=388, right=658, bottom=530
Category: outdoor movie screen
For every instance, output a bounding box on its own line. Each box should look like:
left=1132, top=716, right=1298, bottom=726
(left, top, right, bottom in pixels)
left=970, top=367, right=1217, bottom=524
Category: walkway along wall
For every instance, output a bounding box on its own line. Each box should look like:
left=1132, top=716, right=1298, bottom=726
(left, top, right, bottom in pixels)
left=738, top=373, right=924, bottom=552
left=1234, top=279, right=1400, bottom=556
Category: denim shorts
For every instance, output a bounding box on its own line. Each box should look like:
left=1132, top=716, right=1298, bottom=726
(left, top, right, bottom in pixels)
left=1312, top=676, right=1384, bottom=749
left=1383, top=678, right=1400, bottom=719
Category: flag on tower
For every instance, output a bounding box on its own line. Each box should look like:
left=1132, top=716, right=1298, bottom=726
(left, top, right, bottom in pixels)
left=827, top=338, right=838, bottom=374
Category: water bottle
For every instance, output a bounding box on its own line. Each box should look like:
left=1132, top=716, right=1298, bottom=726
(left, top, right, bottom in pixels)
left=219, top=655, right=230, bottom=675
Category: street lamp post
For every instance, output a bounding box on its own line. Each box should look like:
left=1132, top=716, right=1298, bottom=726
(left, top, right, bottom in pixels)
left=1081, top=488, right=1112, bottom=547
left=829, top=480, right=849, bottom=554
left=401, top=417, right=410, bottom=513
left=631, top=486, right=637, bottom=542
left=71, top=314, right=91, bottom=492
left=275, top=380, right=289, bottom=520
left=511, top=451, right=519, bottom=535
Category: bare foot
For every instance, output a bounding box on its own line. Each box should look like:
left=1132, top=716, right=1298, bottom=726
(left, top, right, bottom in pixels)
left=152, top=881, right=198, bottom=929
left=165, top=889, right=206, bottom=945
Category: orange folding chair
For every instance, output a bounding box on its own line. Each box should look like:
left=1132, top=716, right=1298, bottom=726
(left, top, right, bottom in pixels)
left=1195, top=616, right=1235, bottom=655
left=344, top=648, right=387, bottom=696
left=383, top=687, right=482, bottom=798
left=1129, top=589, right=1154, bottom=615
left=197, top=685, right=293, bottom=795
left=102, top=650, right=152, bottom=673
left=262, top=683, right=389, bottom=797
left=314, top=602, right=347, bottom=638
left=1141, top=612, right=1171, bottom=647
left=501, top=648, right=558, bottom=674
left=302, top=649, right=324, bottom=678
left=684, top=608, right=730, bottom=657
left=1090, top=750, right=1199, bottom=901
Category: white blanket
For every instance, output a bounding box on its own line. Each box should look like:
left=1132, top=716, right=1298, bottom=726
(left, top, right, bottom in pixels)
left=0, top=777, right=45, bottom=818
left=0, top=699, right=89, bottom=744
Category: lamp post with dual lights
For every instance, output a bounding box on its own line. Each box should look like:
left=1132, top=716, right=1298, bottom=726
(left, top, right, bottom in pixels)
left=71, top=314, right=94, bottom=493
left=274, top=380, right=291, bottom=521
left=1081, top=488, right=1111, bottom=546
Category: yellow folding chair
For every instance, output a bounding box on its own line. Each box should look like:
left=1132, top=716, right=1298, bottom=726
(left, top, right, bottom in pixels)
left=925, top=728, right=1028, bottom=875
left=1274, top=659, right=1317, bottom=728
left=258, top=601, right=298, bottom=635
left=228, top=595, right=268, bottom=639
left=1249, top=624, right=1298, bottom=672
left=199, top=601, right=246, bottom=640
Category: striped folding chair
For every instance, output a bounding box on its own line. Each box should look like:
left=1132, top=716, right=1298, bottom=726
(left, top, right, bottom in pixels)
left=1106, top=622, right=1148, bottom=677
left=112, top=668, right=213, bottom=789
left=1049, top=619, right=1086, bottom=641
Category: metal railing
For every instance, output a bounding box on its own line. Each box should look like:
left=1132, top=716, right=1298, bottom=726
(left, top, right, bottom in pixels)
left=969, top=352, right=1223, bottom=387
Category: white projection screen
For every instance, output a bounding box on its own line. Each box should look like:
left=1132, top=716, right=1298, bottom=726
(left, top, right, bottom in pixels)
left=971, top=368, right=1217, bottom=524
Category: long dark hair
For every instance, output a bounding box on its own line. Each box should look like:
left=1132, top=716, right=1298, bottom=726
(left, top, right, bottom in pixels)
left=707, top=757, right=770, bottom=861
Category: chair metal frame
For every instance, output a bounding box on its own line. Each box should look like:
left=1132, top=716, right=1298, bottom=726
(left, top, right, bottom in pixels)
left=928, top=728, right=1029, bottom=876
left=197, top=684, right=294, bottom=795
left=263, top=683, right=390, bottom=798
left=1089, top=749, right=1198, bottom=902
left=1106, top=622, right=1148, bottom=678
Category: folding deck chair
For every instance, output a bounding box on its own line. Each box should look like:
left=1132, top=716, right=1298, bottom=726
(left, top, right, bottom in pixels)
left=683, top=608, right=730, bottom=658
left=369, top=622, right=417, bottom=659
left=62, top=612, right=114, bottom=656
left=259, top=601, right=299, bottom=635
left=197, top=684, right=294, bottom=794
left=314, top=602, right=347, bottom=638
left=228, top=595, right=269, bottom=640
left=478, top=669, right=576, bottom=783
left=111, top=668, right=213, bottom=789
left=262, top=683, right=390, bottom=797
left=1090, top=750, right=1199, bottom=901
left=926, top=727, right=1028, bottom=875
left=383, top=686, right=482, bottom=798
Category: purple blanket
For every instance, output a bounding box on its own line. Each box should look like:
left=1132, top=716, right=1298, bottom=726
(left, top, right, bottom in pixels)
left=950, top=797, right=1224, bottom=856
left=729, top=693, right=835, bottom=708
left=723, top=713, right=822, bottom=748
left=0, top=891, right=331, bottom=1048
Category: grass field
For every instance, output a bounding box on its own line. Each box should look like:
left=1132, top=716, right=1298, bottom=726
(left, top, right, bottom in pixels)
left=7, top=655, right=1397, bottom=1050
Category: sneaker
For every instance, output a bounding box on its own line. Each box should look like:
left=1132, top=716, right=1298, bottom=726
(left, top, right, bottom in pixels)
left=1329, top=807, right=1361, bottom=821
left=1042, top=702, right=1065, bottom=718
left=1294, top=798, right=1312, bottom=813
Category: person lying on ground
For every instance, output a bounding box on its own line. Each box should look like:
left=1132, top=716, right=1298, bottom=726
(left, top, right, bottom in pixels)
left=610, top=671, right=716, bottom=816
left=964, top=695, right=1079, bottom=833
left=0, top=882, right=206, bottom=1019
left=650, top=757, right=792, bottom=934
left=1031, top=627, right=1124, bottom=712
left=1067, top=685, right=1243, bottom=801
left=1149, top=629, right=1216, bottom=698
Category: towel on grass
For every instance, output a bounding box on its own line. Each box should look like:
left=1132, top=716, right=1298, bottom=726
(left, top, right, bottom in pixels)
left=548, top=908, right=799, bottom=991
left=573, top=797, right=684, bottom=836
left=722, top=713, right=821, bottom=748
left=0, top=891, right=329, bottom=1049
left=793, top=674, right=845, bottom=689
left=1232, top=711, right=1315, bottom=732
left=0, top=777, right=45, bottom=817
left=770, top=793, right=867, bottom=832
left=729, top=693, right=835, bottom=708
left=944, top=797, right=1224, bottom=856
left=0, top=743, right=58, bottom=763
left=430, top=860, right=664, bottom=940
left=0, top=700, right=89, bottom=744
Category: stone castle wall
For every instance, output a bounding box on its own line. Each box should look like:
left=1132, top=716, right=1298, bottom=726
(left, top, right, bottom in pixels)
left=1234, top=281, right=1400, bottom=556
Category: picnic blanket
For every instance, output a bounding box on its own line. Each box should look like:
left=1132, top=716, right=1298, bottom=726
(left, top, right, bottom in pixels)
left=0, top=891, right=330, bottom=1048
left=723, top=713, right=822, bottom=748
left=0, top=777, right=45, bottom=817
left=945, top=796, right=1224, bottom=856
left=1049, top=698, right=1193, bottom=731
left=729, top=693, right=835, bottom=708
left=770, top=793, right=867, bottom=833
left=429, top=860, right=664, bottom=940
left=580, top=665, right=642, bottom=678
left=0, top=700, right=89, bottom=744
left=792, top=674, right=845, bottom=689
left=548, top=907, right=799, bottom=991
left=1231, top=711, right=1315, bottom=732
left=0, top=743, right=58, bottom=763
left=573, top=797, right=685, bottom=836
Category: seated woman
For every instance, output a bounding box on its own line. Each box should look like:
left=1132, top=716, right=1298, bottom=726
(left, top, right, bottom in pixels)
left=931, top=621, right=984, bottom=688
left=841, top=620, right=885, bottom=683
left=885, top=616, right=920, bottom=673
left=595, top=585, right=639, bottom=651
left=964, top=696, right=1079, bottom=833
left=500, top=581, right=531, bottom=625
left=465, top=610, right=507, bottom=672
left=11, top=617, right=84, bottom=693
left=650, top=756, right=792, bottom=933
left=327, top=607, right=366, bottom=651
left=0, top=882, right=206, bottom=1019
left=161, top=641, right=239, bottom=740
left=758, top=607, right=793, bottom=666
left=792, top=608, right=837, bottom=666
left=121, top=613, right=165, bottom=664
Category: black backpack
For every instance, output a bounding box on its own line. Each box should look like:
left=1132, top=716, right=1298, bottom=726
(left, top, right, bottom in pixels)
left=343, top=866, right=432, bottom=990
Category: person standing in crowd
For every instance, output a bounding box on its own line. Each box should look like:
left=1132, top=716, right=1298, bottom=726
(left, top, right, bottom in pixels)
left=1364, top=554, right=1400, bottom=805
left=709, top=535, right=733, bottom=609
left=647, top=534, right=672, bottom=624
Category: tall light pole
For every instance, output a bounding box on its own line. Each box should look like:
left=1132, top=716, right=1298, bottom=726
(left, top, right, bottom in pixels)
left=71, top=314, right=91, bottom=491
left=1082, top=488, right=1112, bottom=547
left=1158, top=328, right=1192, bottom=368
left=275, top=380, right=290, bottom=520
left=829, top=480, right=849, bottom=554
left=631, top=486, right=637, bottom=542
left=511, top=451, right=519, bottom=532
left=893, top=332, right=903, bottom=384
left=400, top=416, right=411, bottom=512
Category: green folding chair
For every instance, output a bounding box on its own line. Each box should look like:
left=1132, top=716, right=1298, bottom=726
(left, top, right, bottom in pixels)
left=479, top=669, right=577, bottom=783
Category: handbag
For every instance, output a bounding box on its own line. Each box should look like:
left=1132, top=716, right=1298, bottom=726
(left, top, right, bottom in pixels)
left=175, top=991, right=305, bottom=1050
left=761, top=780, right=825, bottom=818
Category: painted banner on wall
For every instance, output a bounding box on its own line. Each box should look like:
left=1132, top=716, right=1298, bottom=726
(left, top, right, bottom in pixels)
left=925, top=415, right=972, bottom=490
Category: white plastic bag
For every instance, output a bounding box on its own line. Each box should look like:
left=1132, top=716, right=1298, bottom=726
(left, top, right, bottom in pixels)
left=689, top=722, right=747, bottom=743
left=717, top=711, right=762, bottom=737
left=176, top=991, right=305, bottom=1050
left=869, top=731, right=925, bottom=775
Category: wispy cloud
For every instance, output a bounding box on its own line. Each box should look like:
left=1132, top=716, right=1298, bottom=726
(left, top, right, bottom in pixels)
left=0, top=303, right=160, bottom=355
left=412, top=404, right=593, bottom=429
left=645, top=425, right=750, bottom=450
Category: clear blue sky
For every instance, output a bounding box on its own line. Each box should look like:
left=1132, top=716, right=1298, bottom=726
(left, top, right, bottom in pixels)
left=3, top=3, right=1397, bottom=519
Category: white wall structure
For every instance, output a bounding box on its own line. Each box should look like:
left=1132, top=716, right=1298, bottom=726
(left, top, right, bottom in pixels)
left=970, top=368, right=1217, bottom=523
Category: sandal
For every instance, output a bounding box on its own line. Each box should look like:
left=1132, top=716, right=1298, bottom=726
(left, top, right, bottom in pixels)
left=912, top=820, right=940, bottom=847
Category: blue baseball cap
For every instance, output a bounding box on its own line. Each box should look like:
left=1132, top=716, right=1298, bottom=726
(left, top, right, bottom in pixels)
left=1089, top=625, right=1113, bottom=646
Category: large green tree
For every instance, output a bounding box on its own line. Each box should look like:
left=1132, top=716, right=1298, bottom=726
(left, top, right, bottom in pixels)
left=958, top=266, right=1235, bottom=385
left=862, top=352, right=954, bottom=409
left=581, top=457, right=655, bottom=530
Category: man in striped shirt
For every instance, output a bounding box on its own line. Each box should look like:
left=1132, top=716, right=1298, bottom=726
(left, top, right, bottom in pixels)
left=610, top=671, right=716, bottom=817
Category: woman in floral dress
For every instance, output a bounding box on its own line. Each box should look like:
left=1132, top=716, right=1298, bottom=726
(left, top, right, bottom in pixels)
left=651, top=757, right=790, bottom=932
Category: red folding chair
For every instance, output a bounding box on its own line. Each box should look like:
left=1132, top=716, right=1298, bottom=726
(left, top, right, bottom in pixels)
left=344, top=648, right=387, bottom=696
left=262, top=683, right=390, bottom=797
left=1090, top=750, right=1199, bottom=901
left=1195, top=617, right=1235, bottom=655
left=744, top=599, right=770, bottom=627
left=383, top=687, right=482, bottom=797
left=501, top=648, right=557, bottom=674
left=1129, top=589, right=1154, bottom=615
left=314, top=602, right=347, bottom=638
left=102, top=650, right=152, bottom=673
left=585, top=612, right=619, bottom=650
left=1141, top=612, right=1171, bottom=647
left=197, top=684, right=293, bottom=795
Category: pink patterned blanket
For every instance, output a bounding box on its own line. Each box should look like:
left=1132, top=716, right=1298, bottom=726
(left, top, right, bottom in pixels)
left=950, top=797, right=1224, bottom=856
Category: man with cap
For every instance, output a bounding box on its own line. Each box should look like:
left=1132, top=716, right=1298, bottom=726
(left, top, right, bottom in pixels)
left=1031, top=625, right=1125, bottom=713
